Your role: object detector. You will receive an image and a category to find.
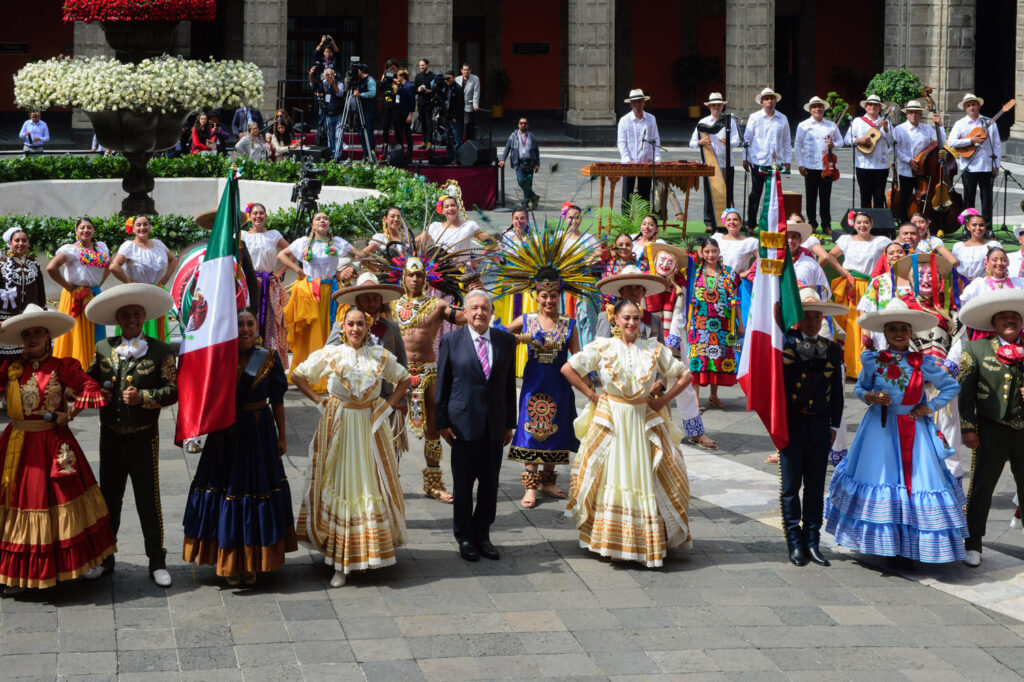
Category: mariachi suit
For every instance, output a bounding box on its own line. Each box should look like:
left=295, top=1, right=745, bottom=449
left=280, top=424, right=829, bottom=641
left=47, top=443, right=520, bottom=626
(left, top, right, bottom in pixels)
left=959, top=337, right=1024, bottom=552
left=780, top=329, right=844, bottom=552
left=87, top=335, right=178, bottom=572
left=435, top=325, right=517, bottom=545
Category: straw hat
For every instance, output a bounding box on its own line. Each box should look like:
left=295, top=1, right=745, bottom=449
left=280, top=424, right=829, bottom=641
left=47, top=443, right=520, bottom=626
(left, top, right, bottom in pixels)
left=85, top=283, right=174, bottom=326
left=803, top=96, right=827, bottom=112
left=902, top=99, right=925, bottom=113
left=0, top=304, right=74, bottom=347
left=856, top=298, right=937, bottom=333
left=859, top=94, right=884, bottom=109
left=647, top=242, right=688, bottom=274
left=1013, top=225, right=1024, bottom=240
left=597, top=265, right=668, bottom=296
left=333, top=272, right=403, bottom=306
left=755, top=87, right=782, bottom=105
left=958, top=289, right=1024, bottom=332
left=892, top=252, right=954, bottom=280
left=798, top=286, right=848, bottom=317
left=958, top=93, right=984, bottom=110
left=704, top=92, right=727, bottom=106
left=194, top=208, right=249, bottom=230
left=624, top=89, right=651, bottom=103
left=786, top=221, right=812, bottom=242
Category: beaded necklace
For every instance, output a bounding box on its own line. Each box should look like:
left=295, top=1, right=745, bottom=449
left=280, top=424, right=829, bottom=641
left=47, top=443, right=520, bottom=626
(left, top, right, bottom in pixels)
left=303, top=234, right=338, bottom=263
left=75, top=241, right=108, bottom=268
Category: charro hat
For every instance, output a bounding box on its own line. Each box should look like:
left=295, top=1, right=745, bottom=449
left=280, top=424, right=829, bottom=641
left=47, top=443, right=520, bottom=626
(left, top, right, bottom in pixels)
left=893, top=251, right=953, bottom=280
left=803, top=96, right=827, bottom=112
left=856, top=298, right=937, bottom=334
left=624, top=88, right=651, bottom=103
left=860, top=94, right=884, bottom=109
left=194, top=208, right=249, bottom=230
left=597, top=264, right=668, bottom=296
left=958, top=289, right=1024, bottom=332
left=798, top=286, right=848, bottom=317
left=1013, top=224, right=1024, bottom=240
left=0, top=304, right=74, bottom=347
left=958, top=93, right=985, bottom=109
left=647, top=242, right=688, bottom=273
left=902, top=99, right=925, bottom=113
left=755, top=87, right=782, bottom=105
left=786, top=221, right=812, bottom=242
left=704, top=92, right=727, bottom=106
left=333, top=272, right=403, bottom=306
left=85, top=283, right=174, bottom=326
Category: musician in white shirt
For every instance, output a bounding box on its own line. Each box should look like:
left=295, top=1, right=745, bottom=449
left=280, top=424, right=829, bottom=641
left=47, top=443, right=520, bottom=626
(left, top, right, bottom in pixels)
left=947, top=93, right=1002, bottom=228
left=844, top=94, right=892, bottom=209
left=616, top=88, right=661, bottom=210
left=892, top=100, right=943, bottom=223
left=689, top=92, right=742, bottom=232
left=794, top=96, right=844, bottom=237
left=743, top=88, right=791, bottom=230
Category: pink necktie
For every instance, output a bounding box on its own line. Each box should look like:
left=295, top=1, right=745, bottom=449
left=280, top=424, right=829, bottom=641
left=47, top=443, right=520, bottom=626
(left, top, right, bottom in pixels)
left=477, top=335, right=490, bottom=378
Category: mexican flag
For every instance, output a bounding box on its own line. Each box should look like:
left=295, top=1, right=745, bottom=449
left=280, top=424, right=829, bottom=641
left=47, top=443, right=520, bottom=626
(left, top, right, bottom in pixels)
left=737, top=167, right=803, bottom=450
left=174, top=169, right=241, bottom=444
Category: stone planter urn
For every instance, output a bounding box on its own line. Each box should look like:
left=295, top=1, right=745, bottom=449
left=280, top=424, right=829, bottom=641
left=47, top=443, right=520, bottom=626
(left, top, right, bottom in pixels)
left=99, top=21, right=180, bottom=63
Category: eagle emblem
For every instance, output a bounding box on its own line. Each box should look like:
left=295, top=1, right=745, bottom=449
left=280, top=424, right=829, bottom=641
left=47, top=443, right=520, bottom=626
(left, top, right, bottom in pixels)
left=186, top=293, right=208, bottom=332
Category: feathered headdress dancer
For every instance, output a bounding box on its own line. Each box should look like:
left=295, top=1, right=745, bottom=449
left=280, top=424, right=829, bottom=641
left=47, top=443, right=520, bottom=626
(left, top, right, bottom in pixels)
left=361, top=239, right=469, bottom=303
left=484, top=226, right=601, bottom=304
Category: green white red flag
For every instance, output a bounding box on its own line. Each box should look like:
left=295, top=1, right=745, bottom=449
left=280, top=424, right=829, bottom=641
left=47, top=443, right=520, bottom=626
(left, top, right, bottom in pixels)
left=174, top=168, right=241, bottom=444
left=737, top=166, right=804, bottom=450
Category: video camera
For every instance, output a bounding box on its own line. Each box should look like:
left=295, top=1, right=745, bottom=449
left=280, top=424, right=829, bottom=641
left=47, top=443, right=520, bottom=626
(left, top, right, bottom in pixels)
left=290, top=157, right=328, bottom=213
left=344, top=55, right=364, bottom=92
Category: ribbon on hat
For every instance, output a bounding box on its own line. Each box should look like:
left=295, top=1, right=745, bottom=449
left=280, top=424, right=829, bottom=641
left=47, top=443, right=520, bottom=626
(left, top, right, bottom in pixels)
left=911, top=253, right=920, bottom=297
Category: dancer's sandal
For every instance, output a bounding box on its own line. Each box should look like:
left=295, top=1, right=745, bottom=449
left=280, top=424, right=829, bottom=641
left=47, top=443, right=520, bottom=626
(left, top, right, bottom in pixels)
left=521, top=471, right=540, bottom=508
left=538, top=470, right=565, bottom=499
left=422, top=466, right=454, bottom=503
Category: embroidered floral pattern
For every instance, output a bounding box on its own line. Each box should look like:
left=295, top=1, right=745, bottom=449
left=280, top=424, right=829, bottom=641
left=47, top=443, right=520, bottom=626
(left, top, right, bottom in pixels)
left=523, top=393, right=559, bottom=442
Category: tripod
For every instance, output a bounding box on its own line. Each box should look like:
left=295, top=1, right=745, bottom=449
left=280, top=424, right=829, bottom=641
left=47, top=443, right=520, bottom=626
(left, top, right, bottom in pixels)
left=340, top=88, right=377, bottom=164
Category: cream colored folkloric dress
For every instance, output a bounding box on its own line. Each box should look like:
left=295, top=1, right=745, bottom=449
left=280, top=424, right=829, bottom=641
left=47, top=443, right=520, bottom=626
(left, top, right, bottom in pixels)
left=293, top=343, right=410, bottom=575
left=567, top=336, right=692, bottom=567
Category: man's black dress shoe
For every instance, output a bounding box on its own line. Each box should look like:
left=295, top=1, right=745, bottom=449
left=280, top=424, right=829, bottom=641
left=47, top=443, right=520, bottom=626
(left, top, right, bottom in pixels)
left=458, top=540, right=479, bottom=562
left=477, top=540, right=500, bottom=560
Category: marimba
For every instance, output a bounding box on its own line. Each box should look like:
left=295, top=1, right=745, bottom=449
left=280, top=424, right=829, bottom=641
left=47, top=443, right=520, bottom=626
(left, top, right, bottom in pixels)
left=580, top=161, right=714, bottom=233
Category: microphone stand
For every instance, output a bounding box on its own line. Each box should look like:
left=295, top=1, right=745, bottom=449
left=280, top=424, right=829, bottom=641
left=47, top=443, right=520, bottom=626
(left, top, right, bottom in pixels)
left=642, top=135, right=669, bottom=217
left=1001, top=167, right=1024, bottom=234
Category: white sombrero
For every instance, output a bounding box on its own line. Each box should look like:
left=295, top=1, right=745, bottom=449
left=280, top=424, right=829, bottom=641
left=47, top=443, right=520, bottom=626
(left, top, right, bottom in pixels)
left=958, top=289, right=1024, bottom=332
left=85, top=283, right=174, bottom=326
left=803, top=96, right=827, bottom=112
left=0, top=304, right=74, bottom=346
left=647, top=242, right=688, bottom=273
left=597, top=264, right=668, bottom=296
left=902, top=99, right=925, bottom=113
left=786, top=221, right=812, bottom=242
left=958, top=93, right=984, bottom=110
left=859, top=94, right=884, bottom=109
left=856, top=298, right=937, bottom=334
left=755, top=87, right=782, bottom=105
left=333, top=272, right=403, bottom=305
left=704, top=92, right=727, bottom=106
left=893, top=251, right=954, bottom=280
left=799, top=286, right=847, bottom=317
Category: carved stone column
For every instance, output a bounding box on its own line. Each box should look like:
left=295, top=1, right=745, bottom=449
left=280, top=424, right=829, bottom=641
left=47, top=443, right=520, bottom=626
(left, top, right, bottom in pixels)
left=407, top=0, right=453, bottom=70
left=565, top=0, right=615, bottom=141
left=725, top=0, right=775, bottom=116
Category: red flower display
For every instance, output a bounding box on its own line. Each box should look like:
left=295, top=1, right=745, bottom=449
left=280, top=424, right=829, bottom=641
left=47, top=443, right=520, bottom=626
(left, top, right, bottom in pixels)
left=63, top=0, right=216, bottom=23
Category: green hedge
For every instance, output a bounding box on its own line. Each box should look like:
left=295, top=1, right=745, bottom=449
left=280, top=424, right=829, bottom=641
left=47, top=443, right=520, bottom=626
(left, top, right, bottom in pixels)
left=0, top=157, right=436, bottom=255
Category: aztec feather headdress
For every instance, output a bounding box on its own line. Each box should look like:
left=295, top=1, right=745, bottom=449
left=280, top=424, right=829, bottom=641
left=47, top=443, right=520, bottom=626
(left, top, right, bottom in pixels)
left=484, top=226, right=600, bottom=304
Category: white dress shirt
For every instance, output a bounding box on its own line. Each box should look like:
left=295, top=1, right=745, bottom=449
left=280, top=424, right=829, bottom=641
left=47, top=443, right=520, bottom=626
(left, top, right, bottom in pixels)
left=893, top=121, right=942, bottom=178
left=468, top=326, right=493, bottom=371
left=844, top=115, right=892, bottom=169
left=948, top=114, right=1002, bottom=172
left=688, top=114, right=742, bottom=168
left=617, top=111, right=661, bottom=163
left=793, top=117, right=843, bottom=170
left=743, top=109, right=791, bottom=166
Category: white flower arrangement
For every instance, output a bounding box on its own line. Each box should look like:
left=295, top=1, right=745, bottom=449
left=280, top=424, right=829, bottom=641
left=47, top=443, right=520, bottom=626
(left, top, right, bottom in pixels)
left=14, top=55, right=264, bottom=113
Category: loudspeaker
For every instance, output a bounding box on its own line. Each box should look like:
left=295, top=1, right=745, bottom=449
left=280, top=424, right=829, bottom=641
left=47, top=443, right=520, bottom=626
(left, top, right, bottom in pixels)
left=386, top=146, right=407, bottom=167
left=841, top=207, right=897, bottom=237
left=457, top=140, right=496, bottom=167
left=294, top=145, right=332, bottom=161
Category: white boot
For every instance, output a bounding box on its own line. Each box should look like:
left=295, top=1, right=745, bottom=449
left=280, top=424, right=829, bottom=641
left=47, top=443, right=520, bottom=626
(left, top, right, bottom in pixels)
left=330, top=570, right=346, bottom=588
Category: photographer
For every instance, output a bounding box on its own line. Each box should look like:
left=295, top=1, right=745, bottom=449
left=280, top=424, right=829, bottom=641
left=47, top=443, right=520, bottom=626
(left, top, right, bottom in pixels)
left=349, top=64, right=377, bottom=160
left=378, top=58, right=400, bottom=157
left=318, top=68, right=345, bottom=160
left=442, top=70, right=464, bottom=163
left=394, top=69, right=416, bottom=160
left=414, top=59, right=435, bottom=150
left=309, top=35, right=339, bottom=146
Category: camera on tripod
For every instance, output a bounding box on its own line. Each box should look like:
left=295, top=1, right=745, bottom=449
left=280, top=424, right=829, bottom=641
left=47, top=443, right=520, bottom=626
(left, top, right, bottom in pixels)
left=290, top=157, right=328, bottom=213
left=343, top=56, right=363, bottom=92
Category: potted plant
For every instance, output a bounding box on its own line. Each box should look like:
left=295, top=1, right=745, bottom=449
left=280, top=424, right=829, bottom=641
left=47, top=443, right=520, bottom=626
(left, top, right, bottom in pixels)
left=864, top=68, right=924, bottom=119
left=491, top=69, right=512, bottom=120
left=62, top=0, right=217, bottom=62
left=673, top=54, right=722, bottom=118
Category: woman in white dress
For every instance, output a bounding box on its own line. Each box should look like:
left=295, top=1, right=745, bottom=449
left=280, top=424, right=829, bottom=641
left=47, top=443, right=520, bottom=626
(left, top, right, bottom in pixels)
left=360, top=207, right=407, bottom=257
left=292, top=307, right=411, bottom=588
left=828, top=210, right=892, bottom=377
left=241, top=203, right=291, bottom=360
left=716, top=209, right=758, bottom=332
left=45, top=217, right=111, bottom=369
left=278, top=212, right=355, bottom=390
left=109, top=215, right=178, bottom=341
left=631, top=214, right=662, bottom=263
left=951, top=210, right=1000, bottom=282
left=561, top=299, right=693, bottom=567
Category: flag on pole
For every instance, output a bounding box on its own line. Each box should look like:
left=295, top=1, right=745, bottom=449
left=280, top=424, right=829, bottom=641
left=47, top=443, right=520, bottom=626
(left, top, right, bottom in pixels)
left=174, top=168, right=242, bottom=444
left=737, top=166, right=804, bottom=450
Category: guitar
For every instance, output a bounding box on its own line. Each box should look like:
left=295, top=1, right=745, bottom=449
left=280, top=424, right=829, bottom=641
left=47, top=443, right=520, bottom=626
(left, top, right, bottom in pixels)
left=952, top=99, right=1017, bottom=158
left=855, top=104, right=896, bottom=154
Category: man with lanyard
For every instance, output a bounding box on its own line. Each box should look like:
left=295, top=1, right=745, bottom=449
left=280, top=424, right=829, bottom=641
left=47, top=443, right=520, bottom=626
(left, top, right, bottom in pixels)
left=414, top=59, right=435, bottom=150
left=743, top=88, right=791, bottom=230
left=617, top=89, right=660, bottom=210
left=378, top=58, right=400, bottom=158
left=948, top=93, right=1002, bottom=228
left=320, top=68, right=345, bottom=160
left=442, top=71, right=465, bottom=162
left=689, top=92, right=741, bottom=233
left=499, top=118, right=541, bottom=210
left=794, top=96, right=844, bottom=237
left=351, top=64, right=377, bottom=160
left=893, top=100, right=943, bottom=223
left=845, top=94, right=892, bottom=209
left=83, top=284, right=178, bottom=587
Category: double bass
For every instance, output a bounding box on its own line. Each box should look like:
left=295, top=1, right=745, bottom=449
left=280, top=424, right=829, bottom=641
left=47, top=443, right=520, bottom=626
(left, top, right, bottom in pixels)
left=916, top=88, right=963, bottom=236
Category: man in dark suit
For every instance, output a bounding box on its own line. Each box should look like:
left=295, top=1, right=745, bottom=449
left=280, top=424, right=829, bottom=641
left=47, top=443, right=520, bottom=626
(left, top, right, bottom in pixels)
left=231, top=105, right=265, bottom=139
left=435, top=290, right=517, bottom=561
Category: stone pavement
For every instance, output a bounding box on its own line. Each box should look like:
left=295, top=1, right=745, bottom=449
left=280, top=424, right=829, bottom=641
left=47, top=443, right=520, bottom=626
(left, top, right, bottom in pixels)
left=5, top=378, right=1024, bottom=681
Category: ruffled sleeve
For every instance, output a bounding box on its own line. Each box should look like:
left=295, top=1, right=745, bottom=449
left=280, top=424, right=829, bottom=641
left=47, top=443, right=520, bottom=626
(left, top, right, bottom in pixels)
left=292, top=347, right=329, bottom=384
left=57, top=357, right=106, bottom=409
left=920, top=354, right=960, bottom=412
left=568, top=339, right=607, bottom=376
left=289, top=237, right=308, bottom=261
left=116, top=240, right=133, bottom=257
left=853, top=350, right=878, bottom=402
left=834, top=234, right=851, bottom=254
left=655, top=342, right=687, bottom=379
left=380, top=347, right=410, bottom=385
left=333, top=236, right=354, bottom=257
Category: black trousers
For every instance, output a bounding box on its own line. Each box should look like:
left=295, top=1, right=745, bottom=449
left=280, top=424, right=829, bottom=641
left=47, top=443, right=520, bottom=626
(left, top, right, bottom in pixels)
left=962, top=171, right=995, bottom=227
left=803, top=169, right=835, bottom=229
left=702, top=166, right=736, bottom=226
left=451, top=436, right=503, bottom=544
left=417, top=101, right=433, bottom=144
left=463, top=109, right=475, bottom=141
left=965, top=417, right=1024, bottom=551
left=623, top=177, right=653, bottom=211
left=378, top=104, right=398, bottom=152
left=99, top=425, right=166, bottom=571
left=856, top=168, right=888, bottom=208
left=395, top=116, right=413, bottom=156
left=779, top=413, right=831, bottom=537
left=898, top=174, right=917, bottom=223
left=746, top=169, right=768, bottom=229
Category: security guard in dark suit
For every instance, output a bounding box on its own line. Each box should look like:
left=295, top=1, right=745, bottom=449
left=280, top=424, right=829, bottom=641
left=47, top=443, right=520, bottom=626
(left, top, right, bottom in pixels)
left=780, top=291, right=847, bottom=566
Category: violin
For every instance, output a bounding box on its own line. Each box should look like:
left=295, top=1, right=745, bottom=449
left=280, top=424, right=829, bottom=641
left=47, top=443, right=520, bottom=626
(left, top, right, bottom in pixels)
left=821, top=104, right=844, bottom=182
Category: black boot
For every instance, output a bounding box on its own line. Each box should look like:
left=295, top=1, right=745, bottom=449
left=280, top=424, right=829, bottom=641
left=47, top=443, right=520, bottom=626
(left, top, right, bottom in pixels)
left=805, top=527, right=830, bottom=567
left=786, top=528, right=809, bottom=566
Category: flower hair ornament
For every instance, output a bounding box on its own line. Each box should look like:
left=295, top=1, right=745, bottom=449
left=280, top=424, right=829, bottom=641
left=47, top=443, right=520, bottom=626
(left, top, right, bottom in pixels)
left=3, top=227, right=20, bottom=244
left=436, top=181, right=467, bottom=221
left=958, top=207, right=981, bottom=226
left=244, top=202, right=255, bottom=214
left=720, top=208, right=740, bottom=226
left=560, top=201, right=574, bottom=218
left=124, top=217, right=134, bottom=235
